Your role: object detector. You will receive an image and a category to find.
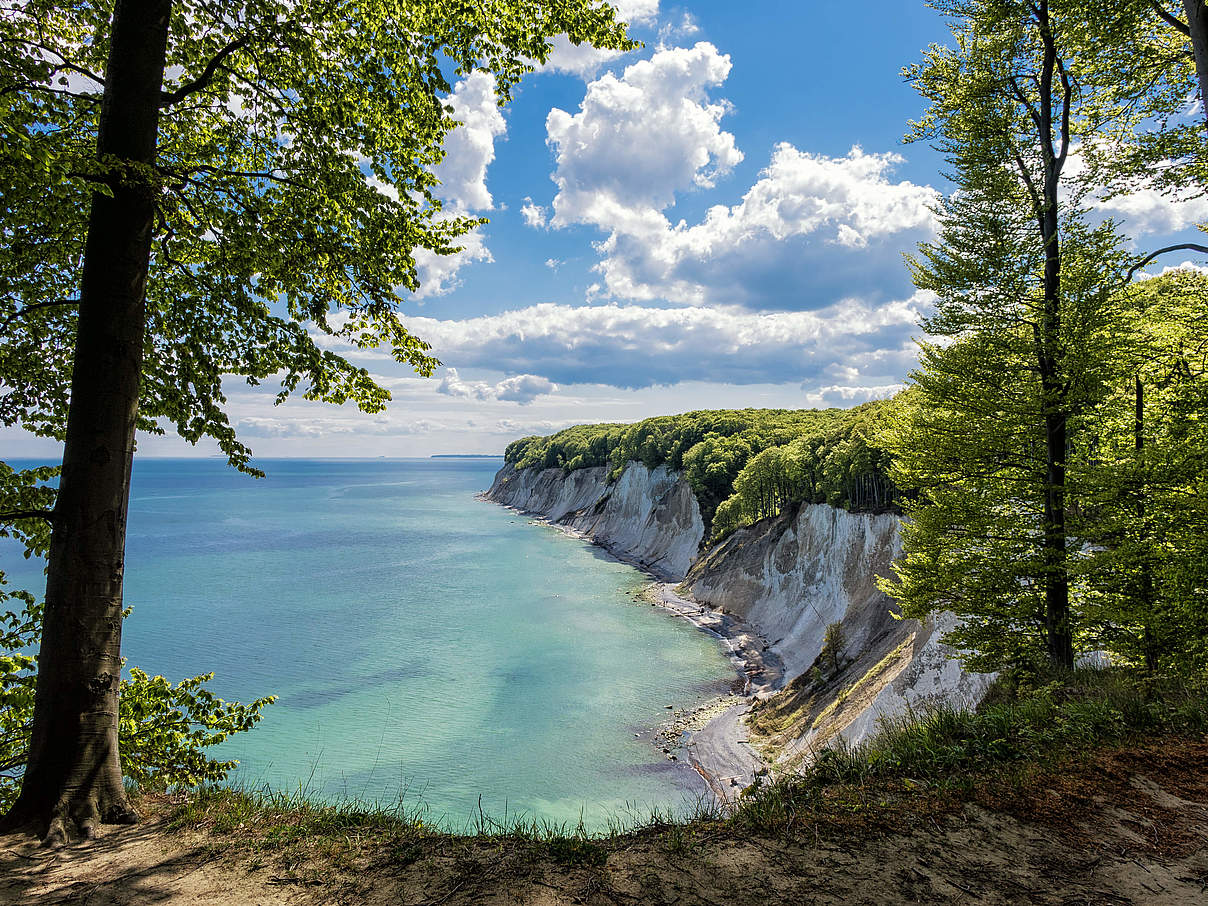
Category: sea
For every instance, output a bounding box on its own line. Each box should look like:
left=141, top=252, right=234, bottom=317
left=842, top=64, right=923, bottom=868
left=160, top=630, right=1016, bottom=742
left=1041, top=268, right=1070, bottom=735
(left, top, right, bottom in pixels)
left=1, top=458, right=736, bottom=831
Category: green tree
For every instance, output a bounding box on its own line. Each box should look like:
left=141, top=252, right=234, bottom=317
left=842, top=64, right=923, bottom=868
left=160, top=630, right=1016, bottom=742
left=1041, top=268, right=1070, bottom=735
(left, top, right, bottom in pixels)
left=888, top=0, right=1131, bottom=670
left=0, top=0, right=635, bottom=842
left=1065, top=1, right=1208, bottom=272
left=1079, top=272, right=1208, bottom=673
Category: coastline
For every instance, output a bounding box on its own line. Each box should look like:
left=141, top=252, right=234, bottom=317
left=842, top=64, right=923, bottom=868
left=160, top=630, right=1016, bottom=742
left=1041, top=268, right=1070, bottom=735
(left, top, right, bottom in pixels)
left=479, top=492, right=783, bottom=803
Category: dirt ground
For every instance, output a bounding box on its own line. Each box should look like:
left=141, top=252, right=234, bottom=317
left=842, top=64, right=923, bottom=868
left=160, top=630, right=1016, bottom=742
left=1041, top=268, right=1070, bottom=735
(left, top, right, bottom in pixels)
left=3, top=740, right=1207, bottom=905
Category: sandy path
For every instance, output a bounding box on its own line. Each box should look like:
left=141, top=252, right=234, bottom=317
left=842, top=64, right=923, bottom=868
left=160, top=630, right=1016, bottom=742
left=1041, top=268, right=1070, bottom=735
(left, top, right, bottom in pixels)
left=0, top=823, right=299, bottom=906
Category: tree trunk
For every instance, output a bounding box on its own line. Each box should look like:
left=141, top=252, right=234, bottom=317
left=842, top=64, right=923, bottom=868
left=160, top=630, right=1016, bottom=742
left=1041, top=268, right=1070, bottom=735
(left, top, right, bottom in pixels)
left=1183, top=1, right=1208, bottom=135
left=0, top=0, right=171, bottom=844
left=1035, top=0, right=1075, bottom=672
left=1135, top=375, right=1158, bottom=671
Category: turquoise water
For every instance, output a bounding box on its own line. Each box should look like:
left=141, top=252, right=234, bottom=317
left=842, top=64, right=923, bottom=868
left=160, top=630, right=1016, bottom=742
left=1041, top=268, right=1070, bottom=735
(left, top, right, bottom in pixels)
left=1, top=459, right=735, bottom=830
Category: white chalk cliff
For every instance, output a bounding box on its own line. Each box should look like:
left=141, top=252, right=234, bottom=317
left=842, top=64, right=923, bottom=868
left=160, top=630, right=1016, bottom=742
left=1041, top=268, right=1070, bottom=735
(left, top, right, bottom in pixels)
left=485, top=460, right=992, bottom=765
left=486, top=462, right=704, bottom=581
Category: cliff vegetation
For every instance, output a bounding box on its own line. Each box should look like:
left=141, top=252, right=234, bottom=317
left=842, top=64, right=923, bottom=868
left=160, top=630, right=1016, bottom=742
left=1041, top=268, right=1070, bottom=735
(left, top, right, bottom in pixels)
left=503, top=403, right=898, bottom=537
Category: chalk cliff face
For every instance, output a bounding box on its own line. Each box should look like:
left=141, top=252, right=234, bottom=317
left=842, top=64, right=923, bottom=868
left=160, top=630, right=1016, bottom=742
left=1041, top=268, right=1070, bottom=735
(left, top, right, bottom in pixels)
left=486, top=462, right=704, bottom=581
left=684, top=504, right=903, bottom=683
left=485, top=461, right=991, bottom=762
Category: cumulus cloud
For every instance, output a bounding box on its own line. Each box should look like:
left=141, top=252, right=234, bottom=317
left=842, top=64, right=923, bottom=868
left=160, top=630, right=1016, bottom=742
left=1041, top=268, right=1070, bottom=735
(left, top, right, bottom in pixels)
left=407, top=295, right=931, bottom=390
left=414, top=72, right=507, bottom=298
left=803, top=384, right=906, bottom=408
left=1064, top=146, right=1208, bottom=236
left=437, top=367, right=559, bottom=405
left=1094, top=187, right=1208, bottom=235
left=413, top=229, right=494, bottom=300
left=593, top=144, right=939, bottom=305
left=1140, top=260, right=1208, bottom=279
left=546, top=42, right=743, bottom=227
left=543, top=44, right=936, bottom=308
left=541, top=0, right=660, bottom=77
left=432, top=72, right=506, bottom=211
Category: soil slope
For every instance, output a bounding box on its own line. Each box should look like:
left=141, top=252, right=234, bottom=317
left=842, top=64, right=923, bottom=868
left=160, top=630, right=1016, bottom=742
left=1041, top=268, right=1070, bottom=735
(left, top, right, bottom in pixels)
left=3, top=739, right=1206, bottom=905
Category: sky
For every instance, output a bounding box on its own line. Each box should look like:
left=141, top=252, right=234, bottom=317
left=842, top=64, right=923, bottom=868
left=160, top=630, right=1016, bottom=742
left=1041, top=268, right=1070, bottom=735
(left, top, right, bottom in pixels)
left=7, top=0, right=1208, bottom=460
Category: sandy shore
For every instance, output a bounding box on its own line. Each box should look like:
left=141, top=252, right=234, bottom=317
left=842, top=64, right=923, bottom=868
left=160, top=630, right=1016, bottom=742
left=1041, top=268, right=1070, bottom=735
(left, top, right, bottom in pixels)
left=483, top=495, right=784, bottom=804
left=645, top=583, right=783, bottom=801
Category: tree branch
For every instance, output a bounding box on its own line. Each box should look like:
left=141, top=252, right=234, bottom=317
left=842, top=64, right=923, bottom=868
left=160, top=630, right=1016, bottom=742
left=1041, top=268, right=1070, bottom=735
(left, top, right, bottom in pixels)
left=1150, top=0, right=1191, bottom=36
left=1008, top=76, right=1045, bottom=138
left=1054, top=53, right=1073, bottom=167
left=0, top=510, right=55, bottom=523
left=0, top=298, right=78, bottom=335
left=5, top=38, right=107, bottom=87
left=1126, top=243, right=1208, bottom=282
left=160, top=35, right=250, bottom=107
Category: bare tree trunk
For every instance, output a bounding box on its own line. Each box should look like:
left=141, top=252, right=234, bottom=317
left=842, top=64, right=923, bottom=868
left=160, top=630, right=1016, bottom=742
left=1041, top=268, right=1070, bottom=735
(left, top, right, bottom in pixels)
left=1183, top=1, right=1208, bottom=134
left=1135, top=376, right=1158, bottom=671
left=1036, top=0, right=1075, bottom=671
left=0, top=0, right=171, bottom=844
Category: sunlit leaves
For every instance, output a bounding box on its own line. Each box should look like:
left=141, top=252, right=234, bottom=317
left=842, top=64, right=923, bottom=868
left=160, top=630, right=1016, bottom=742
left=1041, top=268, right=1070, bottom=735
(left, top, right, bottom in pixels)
left=1, top=0, right=636, bottom=471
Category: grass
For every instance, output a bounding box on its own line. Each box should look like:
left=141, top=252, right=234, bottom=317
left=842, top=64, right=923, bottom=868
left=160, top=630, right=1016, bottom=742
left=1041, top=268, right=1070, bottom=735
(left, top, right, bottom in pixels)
left=160, top=778, right=728, bottom=873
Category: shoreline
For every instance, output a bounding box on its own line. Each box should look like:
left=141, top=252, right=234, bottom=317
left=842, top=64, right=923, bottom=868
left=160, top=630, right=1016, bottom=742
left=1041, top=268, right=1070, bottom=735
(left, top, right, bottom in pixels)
left=480, top=492, right=783, bottom=803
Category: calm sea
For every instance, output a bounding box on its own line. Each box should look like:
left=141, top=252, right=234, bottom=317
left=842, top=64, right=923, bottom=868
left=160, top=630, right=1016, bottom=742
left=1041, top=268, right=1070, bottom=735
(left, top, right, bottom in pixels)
left=1, top=458, right=734, bottom=830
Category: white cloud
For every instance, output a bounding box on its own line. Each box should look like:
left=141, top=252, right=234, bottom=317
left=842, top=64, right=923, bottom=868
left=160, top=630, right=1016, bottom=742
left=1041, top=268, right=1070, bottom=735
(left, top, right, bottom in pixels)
left=546, top=42, right=743, bottom=227
left=1094, top=187, right=1208, bottom=235
left=521, top=196, right=549, bottom=229
left=437, top=367, right=559, bottom=405
left=544, top=257, right=562, bottom=269
left=593, top=144, right=938, bottom=304
left=432, top=72, right=506, bottom=212
left=542, top=36, right=627, bottom=79
left=1065, top=145, right=1208, bottom=236
left=802, top=384, right=905, bottom=408
left=414, top=226, right=493, bottom=300
left=540, top=1, right=659, bottom=78
left=543, top=43, right=935, bottom=308
left=413, top=72, right=507, bottom=298
left=612, top=0, right=659, bottom=23
left=1140, top=260, right=1208, bottom=279
left=657, top=11, right=700, bottom=43
left=406, top=294, right=931, bottom=389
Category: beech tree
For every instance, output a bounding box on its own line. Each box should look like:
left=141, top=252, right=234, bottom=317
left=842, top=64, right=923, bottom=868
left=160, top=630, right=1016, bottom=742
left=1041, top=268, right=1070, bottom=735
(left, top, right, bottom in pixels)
left=887, top=1, right=1208, bottom=672
left=885, top=0, right=1131, bottom=670
left=0, top=0, right=634, bottom=843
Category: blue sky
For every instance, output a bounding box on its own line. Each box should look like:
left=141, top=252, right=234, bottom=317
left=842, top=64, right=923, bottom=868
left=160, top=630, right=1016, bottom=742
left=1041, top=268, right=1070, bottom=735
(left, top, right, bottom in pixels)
left=7, top=1, right=1208, bottom=460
